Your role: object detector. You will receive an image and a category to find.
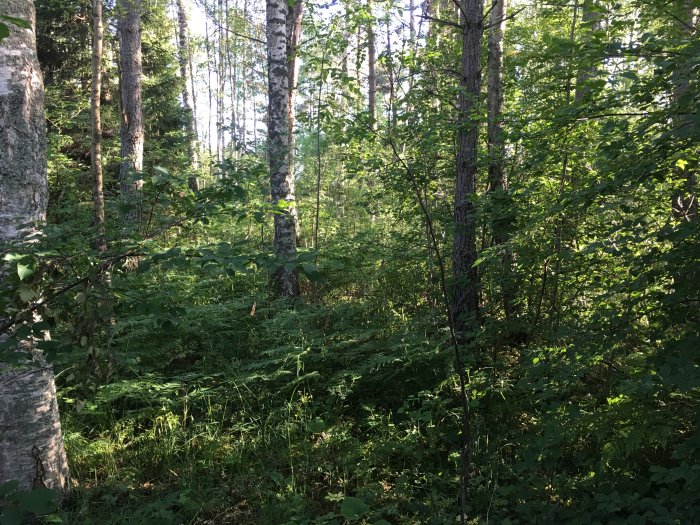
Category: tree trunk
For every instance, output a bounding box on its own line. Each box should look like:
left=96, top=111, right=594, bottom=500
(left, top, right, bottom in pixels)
left=0, top=0, right=70, bottom=493
left=118, top=0, right=144, bottom=217
left=205, top=14, right=214, bottom=161
left=574, top=0, right=602, bottom=104
left=451, top=0, right=483, bottom=333
left=217, top=0, right=225, bottom=164
left=671, top=0, right=697, bottom=221
left=240, top=0, right=248, bottom=152
left=92, top=0, right=106, bottom=252
left=367, top=0, right=376, bottom=125
left=286, top=0, right=303, bottom=189
left=486, top=0, right=517, bottom=322
left=267, top=0, right=299, bottom=296
left=175, top=0, right=199, bottom=177
left=487, top=0, right=506, bottom=199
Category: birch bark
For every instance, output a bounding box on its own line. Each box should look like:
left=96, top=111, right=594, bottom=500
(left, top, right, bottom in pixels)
left=0, top=0, right=70, bottom=492
left=267, top=0, right=299, bottom=296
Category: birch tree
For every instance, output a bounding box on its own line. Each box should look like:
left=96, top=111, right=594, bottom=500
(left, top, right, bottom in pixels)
left=0, top=0, right=70, bottom=492
left=267, top=0, right=299, bottom=296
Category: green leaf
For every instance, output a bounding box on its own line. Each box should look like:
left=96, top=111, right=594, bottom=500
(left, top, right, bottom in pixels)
left=308, top=418, right=326, bottom=433
left=13, top=487, right=58, bottom=514
left=18, top=287, right=36, bottom=302
left=0, top=23, right=9, bottom=42
left=0, top=481, right=19, bottom=497
left=0, top=506, right=23, bottom=525
left=17, top=263, right=34, bottom=281
left=0, top=16, right=31, bottom=29
left=675, top=159, right=688, bottom=170
left=372, top=521, right=392, bottom=525
left=340, top=496, right=369, bottom=520
left=301, top=262, right=324, bottom=283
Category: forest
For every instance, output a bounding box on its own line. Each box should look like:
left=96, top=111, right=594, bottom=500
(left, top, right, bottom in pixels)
left=0, top=0, right=698, bottom=522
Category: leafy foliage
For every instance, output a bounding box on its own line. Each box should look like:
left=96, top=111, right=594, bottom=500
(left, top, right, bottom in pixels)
left=1, top=0, right=697, bottom=523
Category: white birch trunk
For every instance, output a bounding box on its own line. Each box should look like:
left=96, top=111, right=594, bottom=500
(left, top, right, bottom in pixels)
left=0, top=0, right=70, bottom=493
left=267, top=0, right=299, bottom=296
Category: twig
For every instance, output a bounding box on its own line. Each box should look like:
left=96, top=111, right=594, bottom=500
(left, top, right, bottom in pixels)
left=484, top=6, right=526, bottom=30
left=419, top=13, right=463, bottom=30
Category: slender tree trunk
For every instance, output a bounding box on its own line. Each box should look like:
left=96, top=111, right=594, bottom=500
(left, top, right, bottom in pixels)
left=451, top=0, right=484, bottom=334
left=671, top=0, right=697, bottom=221
left=367, top=0, right=376, bottom=124
left=229, top=0, right=239, bottom=159
left=342, top=5, right=350, bottom=78
left=217, top=0, right=225, bottom=164
left=487, top=0, right=507, bottom=199
left=205, top=13, right=214, bottom=161
left=0, top=0, right=70, bottom=492
left=549, top=1, right=579, bottom=329
left=410, top=0, right=416, bottom=40
left=574, top=0, right=602, bottom=104
left=240, top=0, right=249, bottom=152
left=118, top=0, right=144, bottom=220
left=486, top=0, right=518, bottom=323
left=267, top=0, right=299, bottom=296
left=385, top=9, right=396, bottom=130
left=314, top=49, right=328, bottom=250
left=92, top=0, right=107, bottom=252
left=175, top=0, right=199, bottom=177
left=287, top=0, right=303, bottom=173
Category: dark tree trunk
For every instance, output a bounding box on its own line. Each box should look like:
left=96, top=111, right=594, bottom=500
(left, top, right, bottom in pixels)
left=451, top=0, right=484, bottom=334
left=92, top=0, right=106, bottom=251
left=367, top=0, right=376, bottom=124
left=118, top=0, right=144, bottom=218
left=486, top=0, right=518, bottom=323
left=671, top=0, right=697, bottom=221
left=574, top=0, right=602, bottom=104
